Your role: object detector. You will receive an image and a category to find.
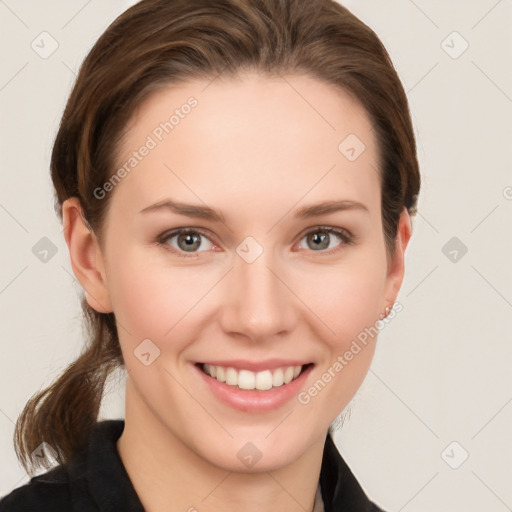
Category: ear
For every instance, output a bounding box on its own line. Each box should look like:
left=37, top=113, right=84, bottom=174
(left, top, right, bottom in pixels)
left=382, top=207, right=412, bottom=309
left=62, top=197, right=113, bottom=313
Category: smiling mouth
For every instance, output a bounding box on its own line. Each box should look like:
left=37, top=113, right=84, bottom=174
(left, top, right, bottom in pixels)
left=197, top=362, right=314, bottom=391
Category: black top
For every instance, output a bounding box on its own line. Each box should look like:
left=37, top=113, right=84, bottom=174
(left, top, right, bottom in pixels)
left=0, top=420, right=385, bottom=511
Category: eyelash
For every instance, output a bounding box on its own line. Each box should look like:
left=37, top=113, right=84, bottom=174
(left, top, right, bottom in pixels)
left=155, top=226, right=355, bottom=259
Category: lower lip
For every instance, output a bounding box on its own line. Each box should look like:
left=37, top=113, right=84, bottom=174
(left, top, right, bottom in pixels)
left=195, top=363, right=314, bottom=412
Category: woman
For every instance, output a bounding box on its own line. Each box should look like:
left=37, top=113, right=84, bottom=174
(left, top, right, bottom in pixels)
left=0, top=0, right=419, bottom=510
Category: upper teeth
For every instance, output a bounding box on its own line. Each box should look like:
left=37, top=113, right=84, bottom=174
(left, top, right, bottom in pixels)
left=203, top=364, right=303, bottom=391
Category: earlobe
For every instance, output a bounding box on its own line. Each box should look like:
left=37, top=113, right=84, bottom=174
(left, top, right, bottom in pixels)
left=382, top=207, right=412, bottom=309
left=62, top=198, right=113, bottom=313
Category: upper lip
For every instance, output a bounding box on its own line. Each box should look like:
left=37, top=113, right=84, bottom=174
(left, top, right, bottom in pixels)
left=198, top=359, right=313, bottom=372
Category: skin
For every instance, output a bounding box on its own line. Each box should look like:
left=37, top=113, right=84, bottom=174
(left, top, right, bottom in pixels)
left=62, top=71, right=411, bottom=512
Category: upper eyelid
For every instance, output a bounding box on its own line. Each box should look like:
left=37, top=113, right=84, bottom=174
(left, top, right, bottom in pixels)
left=299, top=225, right=352, bottom=237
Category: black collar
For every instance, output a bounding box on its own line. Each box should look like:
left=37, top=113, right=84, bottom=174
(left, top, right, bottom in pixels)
left=320, top=432, right=383, bottom=511
left=69, top=420, right=145, bottom=510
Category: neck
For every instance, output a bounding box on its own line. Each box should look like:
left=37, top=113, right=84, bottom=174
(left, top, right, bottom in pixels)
left=116, top=378, right=325, bottom=512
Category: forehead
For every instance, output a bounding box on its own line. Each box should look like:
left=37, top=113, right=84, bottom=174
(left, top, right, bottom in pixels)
left=111, top=71, right=381, bottom=220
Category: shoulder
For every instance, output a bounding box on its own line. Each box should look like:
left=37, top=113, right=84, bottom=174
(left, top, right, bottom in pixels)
left=1, top=420, right=130, bottom=512
left=0, top=465, right=71, bottom=511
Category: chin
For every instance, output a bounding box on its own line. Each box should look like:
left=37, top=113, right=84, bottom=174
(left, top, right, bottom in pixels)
left=193, top=428, right=314, bottom=474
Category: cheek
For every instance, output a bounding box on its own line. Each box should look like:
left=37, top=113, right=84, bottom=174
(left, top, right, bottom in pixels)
left=105, top=248, right=217, bottom=350
left=297, top=257, right=386, bottom=348
left=293, top=256, right=386, bottom=411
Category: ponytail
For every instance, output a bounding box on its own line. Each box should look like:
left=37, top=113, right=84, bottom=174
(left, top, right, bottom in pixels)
left=14, top=298, right=122, bottom=475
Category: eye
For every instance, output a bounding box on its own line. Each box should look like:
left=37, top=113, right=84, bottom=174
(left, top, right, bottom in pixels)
left=156, top=225, right=354, bottom=258
left=297, top=226, right=354, bottom=253
left=157, top=228, right=215, bottom=257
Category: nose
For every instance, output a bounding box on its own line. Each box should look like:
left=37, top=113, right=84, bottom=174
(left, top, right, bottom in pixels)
left=218, top=248, right=299, bottom=343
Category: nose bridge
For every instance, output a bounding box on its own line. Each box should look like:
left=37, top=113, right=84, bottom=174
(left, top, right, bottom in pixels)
left=220, top=244, right=296, bottom=340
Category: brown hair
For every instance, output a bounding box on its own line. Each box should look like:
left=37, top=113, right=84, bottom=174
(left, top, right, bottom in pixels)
left=15, top=0, right=420, bottom=474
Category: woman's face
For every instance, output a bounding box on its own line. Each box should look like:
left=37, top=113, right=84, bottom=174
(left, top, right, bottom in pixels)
left=78, top=71, right=410, bottom=471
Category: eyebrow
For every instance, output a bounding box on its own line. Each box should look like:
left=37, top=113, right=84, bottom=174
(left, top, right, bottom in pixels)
left=139, top=198, right=368, bottom=222
left=294, top=199, right=369, bottom=218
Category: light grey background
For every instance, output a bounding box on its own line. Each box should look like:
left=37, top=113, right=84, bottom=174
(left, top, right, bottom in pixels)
left=1, top=1, right=511, bottom=510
